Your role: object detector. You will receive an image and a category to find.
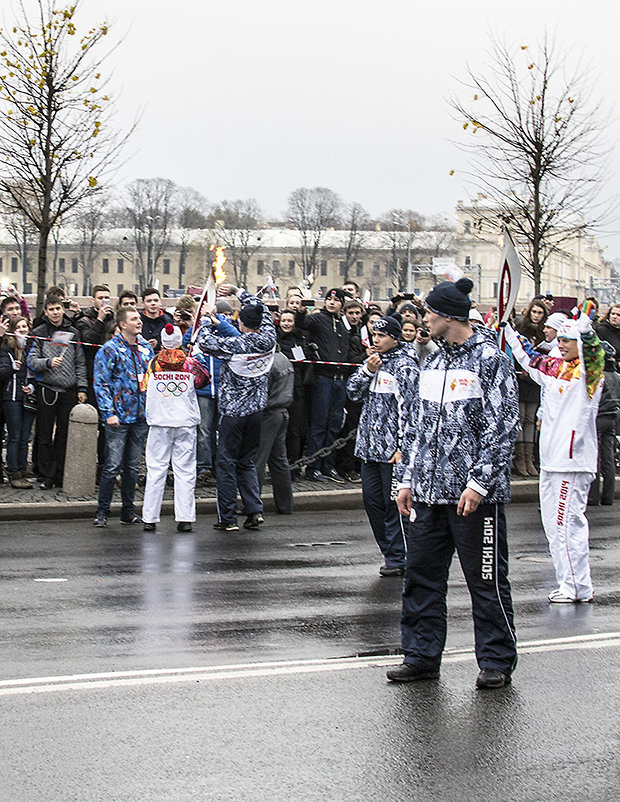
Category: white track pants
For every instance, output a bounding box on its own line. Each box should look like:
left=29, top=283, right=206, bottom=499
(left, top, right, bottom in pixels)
left=142, top=426, right=197, bottom=524
left=539, top=470, right=594, bottom=600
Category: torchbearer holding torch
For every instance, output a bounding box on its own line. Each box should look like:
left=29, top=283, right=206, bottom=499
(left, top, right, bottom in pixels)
left=502, top=306, right=605, bottom=603
left=141, top=324, right=210, bottom=533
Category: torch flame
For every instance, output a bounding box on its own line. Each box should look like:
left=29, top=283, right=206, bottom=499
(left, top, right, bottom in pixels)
left=212, top=246, right=227, bottom=284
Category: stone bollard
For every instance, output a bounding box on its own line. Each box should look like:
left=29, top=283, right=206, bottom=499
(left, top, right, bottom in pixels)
left=63, top=403, right=99, bottom=495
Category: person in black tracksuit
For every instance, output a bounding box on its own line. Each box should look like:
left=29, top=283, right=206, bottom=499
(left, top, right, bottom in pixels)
left=303, top=288, right=350, bottom=483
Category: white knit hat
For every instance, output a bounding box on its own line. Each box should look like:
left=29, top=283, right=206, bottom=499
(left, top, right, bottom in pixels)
left=161, top=323, right=182, bottom=349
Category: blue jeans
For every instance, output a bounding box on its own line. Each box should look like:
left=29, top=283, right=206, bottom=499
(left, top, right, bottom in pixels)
left=196, top=394, right=217, bottom=472
left=97, top=421, right=148, bottom=519
left=3, top=400, right=35, bottom=473
left=306, top=375, right=347, bottom=473
left=361, top=460, right=406, bottom=568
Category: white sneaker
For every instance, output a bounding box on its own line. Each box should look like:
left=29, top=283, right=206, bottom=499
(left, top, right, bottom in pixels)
left=548, top=589, right=593, bottom=604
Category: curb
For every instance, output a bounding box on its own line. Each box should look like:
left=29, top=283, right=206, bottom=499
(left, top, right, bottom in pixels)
left=1, top=478, right=617, bottom=522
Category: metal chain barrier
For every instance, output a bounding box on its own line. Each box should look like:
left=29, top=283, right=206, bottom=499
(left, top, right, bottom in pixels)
left=288, top=427, right=357, bottom=472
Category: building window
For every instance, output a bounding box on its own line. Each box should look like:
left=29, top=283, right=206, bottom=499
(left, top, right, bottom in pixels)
left=117, top=258, right=124, bottom=273
left=356, top=261, right=364, bottom=277
left=464, top=256, right=471, bottom=266
left=101, top=258, right=108, bottom=274
left=163, top=258, right=170, bottom=275
left=24, top=282, right=32, bottom=294
left=117, top=284, right=123, bottom=296
left=319, top=285, right=327, bottom=298
left=257, top=260, right=264, bottom=275
left=338, top=261, right=346, bottom=277
left=71, top=258, right=78, bottom=273
left=320, top=260, right=327, bottom=276
left=0, top=257, right=3, bottom=272
left=463, top=220, right=471, bottom=234
left=11, top=258, right=18, bottom=273
left=163, top=284, right=169, bottom=294
left=272, top=259, right=280, bottom=272
left=372, top=263, right=380, bottom=277
left=288, top=260, right=296, bottom=276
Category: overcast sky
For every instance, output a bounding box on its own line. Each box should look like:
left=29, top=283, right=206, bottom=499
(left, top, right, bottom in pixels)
left=9, top=1, right=620, bottom=258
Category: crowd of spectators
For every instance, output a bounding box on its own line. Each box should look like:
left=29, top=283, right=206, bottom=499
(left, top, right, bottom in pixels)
left=0, top=279, right=617, bottom=515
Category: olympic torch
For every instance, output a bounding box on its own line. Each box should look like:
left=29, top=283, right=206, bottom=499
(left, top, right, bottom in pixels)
left=497, top=228, right=522, bottom=351
left=191, top=245, right=228, bottom=345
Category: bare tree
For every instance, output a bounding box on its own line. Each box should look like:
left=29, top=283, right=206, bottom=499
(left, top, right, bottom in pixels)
left=207, top=199, right=263, bottom=287
left=176, top=186, right=209, bottom=288
left=450, top=34, right=612, bottom=293
left=123, top=178, right=178, bottom=290
left=73, top=194, right=109, bottom=294
left=339, top=202, right=370, bottom=283
left=1, top=204, right=37, bottom=292
left=380, top=209, right=425, bottom=292
left=0, top=0, right=132, bottom=311
left=286, top=187, right=342, bottom=278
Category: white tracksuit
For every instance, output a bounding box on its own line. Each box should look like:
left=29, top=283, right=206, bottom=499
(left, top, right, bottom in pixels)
left=142, top=368, right=201, bottom=524
left=505, top=322, right=604, bottom=600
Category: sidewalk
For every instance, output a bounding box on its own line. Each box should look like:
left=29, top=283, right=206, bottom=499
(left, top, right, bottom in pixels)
left=0, top=473, right=593, bottom=521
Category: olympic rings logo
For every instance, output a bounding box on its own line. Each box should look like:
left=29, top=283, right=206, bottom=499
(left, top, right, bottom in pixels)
left=247, top=357, right=271, bottom=373
left=155, top=380, right=188, bottom=398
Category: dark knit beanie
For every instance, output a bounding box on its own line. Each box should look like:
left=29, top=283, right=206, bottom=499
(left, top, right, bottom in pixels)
left=239, top=303, right=263, bottom=329
left=425, top=278, right=474, bottom=321
left=373, top=315, right=402, bottom=340
left=325, top=288, right=345, bottom=305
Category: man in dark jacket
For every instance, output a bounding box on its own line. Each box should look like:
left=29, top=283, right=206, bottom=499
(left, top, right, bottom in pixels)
left=28, top=296, right=88, bottom=489
left=303, top=288, right=350, bottom=483
left=140, top=287, right=173, bottom=352
left=254, top=347, right=295, bottom=514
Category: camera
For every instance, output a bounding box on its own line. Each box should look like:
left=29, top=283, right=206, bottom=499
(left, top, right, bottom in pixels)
left=177, top=310, right=191, bottom=321
left=418, top=328, right=430, bottom=337
left=62, top=300, right=71, bottom=309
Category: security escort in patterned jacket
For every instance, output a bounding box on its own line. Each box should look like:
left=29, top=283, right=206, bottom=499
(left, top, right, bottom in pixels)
left=196, top=284, right=277, bottom=532
left=347, top=314, right=419, bottom=577
left=388, top=277, right=520, bottom=691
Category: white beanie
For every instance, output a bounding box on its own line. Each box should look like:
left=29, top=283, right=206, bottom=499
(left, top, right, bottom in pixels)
left=545, top=312, right=569, bottom=332
left=161, top=323, right=182, bottom=349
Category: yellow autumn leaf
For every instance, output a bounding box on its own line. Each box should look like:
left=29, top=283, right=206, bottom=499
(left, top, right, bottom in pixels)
left=449, top=170, right=454, bottom=176
left=88, top=176, right=97, bottom=187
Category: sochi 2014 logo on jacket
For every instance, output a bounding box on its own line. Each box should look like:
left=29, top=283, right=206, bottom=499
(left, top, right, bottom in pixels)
left=153, top=371, right=192, bottom=397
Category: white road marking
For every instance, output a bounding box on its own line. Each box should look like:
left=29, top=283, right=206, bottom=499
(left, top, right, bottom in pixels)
left=33, top=578, right=68, bottom=583
left=1, top=632, right=618, bottom=697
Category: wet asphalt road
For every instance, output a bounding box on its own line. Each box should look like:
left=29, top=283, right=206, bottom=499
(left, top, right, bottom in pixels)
left=0, top=504, right=618, bottom=800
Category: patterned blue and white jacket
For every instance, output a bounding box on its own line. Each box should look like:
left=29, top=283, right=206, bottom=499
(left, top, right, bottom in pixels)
left=196, top=290, right=276, bottom=417
left=397, top=326, right=519, bottom=504
left=347, top=344, right=419, bottom=463
left=93, top=334, right=154, bottom=423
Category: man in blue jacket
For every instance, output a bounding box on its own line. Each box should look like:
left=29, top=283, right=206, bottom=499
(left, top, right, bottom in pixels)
left=93, top=307, right=154, bottom=527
